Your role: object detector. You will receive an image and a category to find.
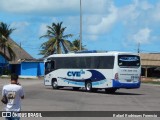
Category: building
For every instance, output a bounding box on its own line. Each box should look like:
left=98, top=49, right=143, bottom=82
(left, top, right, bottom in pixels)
left=0, top=54, right=8, bottom=75
left=17, top=59, right=44, bottom=78
left=140, top=53, right=160, bottom=78
left=0, top=38, right=44, bottom=78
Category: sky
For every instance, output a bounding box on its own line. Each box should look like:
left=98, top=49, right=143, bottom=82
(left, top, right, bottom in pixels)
left=0, top=0, right=160, bottom=58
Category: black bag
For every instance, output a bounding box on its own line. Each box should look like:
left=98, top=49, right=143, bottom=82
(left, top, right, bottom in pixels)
left=1, top=95, right=8, bottom=104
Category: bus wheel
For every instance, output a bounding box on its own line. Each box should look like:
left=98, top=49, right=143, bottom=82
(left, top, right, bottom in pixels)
left=105, top=88, right=117, bottom=94
left=52, top=79, right=59, bottom=89
left=85, top=81, right=92, bottom=92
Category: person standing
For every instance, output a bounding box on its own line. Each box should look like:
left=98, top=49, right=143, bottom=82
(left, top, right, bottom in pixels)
left=1, top=74, right=24, bottom=120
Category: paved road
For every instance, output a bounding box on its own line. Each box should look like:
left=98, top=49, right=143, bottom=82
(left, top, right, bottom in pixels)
left=0, top=78, right=160, bottom=120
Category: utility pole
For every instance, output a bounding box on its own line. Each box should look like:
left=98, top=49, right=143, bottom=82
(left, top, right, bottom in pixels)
left=20, top=42, right=21, bottom=48
left=137, top=42, right=140, bottom=53
left=80, top=0, right=82, bottom=51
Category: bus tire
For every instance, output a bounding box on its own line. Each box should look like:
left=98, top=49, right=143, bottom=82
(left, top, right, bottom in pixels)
left=52, top=79, right=59, bottom=89
left=105, top=88, right=117, bottom=94
left=85, top=81, right=92, bottom=92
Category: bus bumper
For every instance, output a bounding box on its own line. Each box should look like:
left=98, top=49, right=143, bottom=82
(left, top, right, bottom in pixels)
left=112, top=80, right=141, bottom=89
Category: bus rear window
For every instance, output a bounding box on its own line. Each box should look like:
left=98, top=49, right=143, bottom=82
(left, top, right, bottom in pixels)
left=118, top=55, right=140, bottom=68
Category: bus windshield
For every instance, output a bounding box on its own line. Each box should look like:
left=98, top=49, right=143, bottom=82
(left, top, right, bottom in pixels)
left=118, top=55, right=140, bottom=68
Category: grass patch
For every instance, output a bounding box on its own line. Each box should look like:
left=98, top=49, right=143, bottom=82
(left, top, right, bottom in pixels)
left=142, top=80, right=160, bottom=85
left=141, top=77, right=160, bottom=85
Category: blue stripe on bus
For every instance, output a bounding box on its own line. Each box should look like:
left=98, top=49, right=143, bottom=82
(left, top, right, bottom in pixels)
left=92, top=80, right=107, bottom=86
left=62, top=78, right=85, bottom=86
left=60, top=78, right=107, bottom=87
left=112, top=80, right=141, bottom=89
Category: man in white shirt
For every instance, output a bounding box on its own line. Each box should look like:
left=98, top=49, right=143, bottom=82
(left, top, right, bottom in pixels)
left=2, top=74, right=24, bottom=120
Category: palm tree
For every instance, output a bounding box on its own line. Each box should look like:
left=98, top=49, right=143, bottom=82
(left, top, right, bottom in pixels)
left=0, top=22, right=16, bottom=61
left=40, top=22, right=73, bottom=56
left=71, top=39, right=87, bottom=51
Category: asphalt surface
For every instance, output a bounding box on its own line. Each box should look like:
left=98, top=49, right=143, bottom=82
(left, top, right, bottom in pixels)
left=0, top=78, right=160, bottom=120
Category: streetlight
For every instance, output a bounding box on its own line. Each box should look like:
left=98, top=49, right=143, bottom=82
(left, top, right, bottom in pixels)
left=80, top=0, right=82, bottom=51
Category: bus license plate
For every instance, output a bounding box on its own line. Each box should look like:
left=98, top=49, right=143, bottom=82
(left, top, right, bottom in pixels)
left=131, top=76, right=138, bottom=82
left=126, top=79, right=132, bottom=82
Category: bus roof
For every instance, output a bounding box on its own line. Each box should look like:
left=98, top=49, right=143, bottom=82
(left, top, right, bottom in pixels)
left=46, top=51, right=139, bottom=58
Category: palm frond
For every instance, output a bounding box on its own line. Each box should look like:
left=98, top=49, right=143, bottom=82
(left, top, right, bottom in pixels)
left=63, top=34, right=73, bottom=39
left=40, top=21, right=73, bottom=55
left=0, top=22, right=16, bottom=61
left=0, top=22, right=15, bottom=38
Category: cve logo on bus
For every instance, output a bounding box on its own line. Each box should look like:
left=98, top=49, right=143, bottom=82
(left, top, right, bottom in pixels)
left=67, top=70, right=85, bottom=77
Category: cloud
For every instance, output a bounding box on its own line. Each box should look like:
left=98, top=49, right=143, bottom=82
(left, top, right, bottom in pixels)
left=10, top=21, right=30, bottom=35
left=152, top=2, right=160, bottom=22
left=130, top=28, right=151, bottom=44
left=140, top=0, right=153, bottom=10
left=10, top=21, right=34, bottom=45
left=115, top=0, right=160, bottom=48
left=0, top=0, right=78, bottom=15
left=118, top=0, right=155, bottom=26
left=87, top=2, right=118, bottom=37
left=85, top=0, right=154, bottom=41
left=118, top=1, right=139, bottom=22
left=83, top=0, right=112, bottom=15
left=39, top=23, right=48, bottom=36
left=2, top=0, right=160, bottom=46
left=87, top=35, right=98, bottom=41
left=0, top=0, right=115, bottom=20
left=0, top=0, right=111, bottom=16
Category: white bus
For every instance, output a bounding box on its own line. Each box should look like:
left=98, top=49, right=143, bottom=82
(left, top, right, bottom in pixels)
left=44, top=51, right=141, bottom=93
